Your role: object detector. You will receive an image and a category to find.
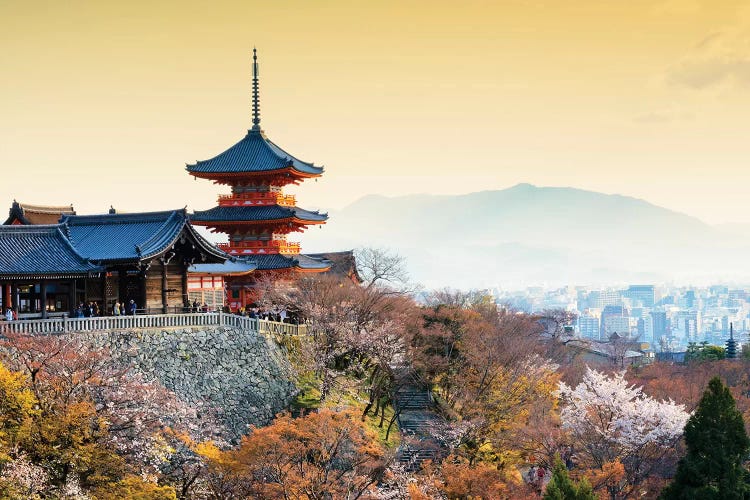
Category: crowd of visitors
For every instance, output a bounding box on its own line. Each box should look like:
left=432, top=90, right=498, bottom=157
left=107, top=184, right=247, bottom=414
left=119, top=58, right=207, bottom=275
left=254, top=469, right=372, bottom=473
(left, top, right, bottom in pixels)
left=234, top=304, right=296, bottom=323
left=2, top=299, right=296, bottom=323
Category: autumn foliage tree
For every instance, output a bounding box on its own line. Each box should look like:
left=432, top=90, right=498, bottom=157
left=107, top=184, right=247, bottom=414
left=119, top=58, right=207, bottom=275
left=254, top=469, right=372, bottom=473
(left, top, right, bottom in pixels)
left=197, top=409, right=387, bottom=499
left=264, top=251, right=420, bottom=433
left=408, top=296, right=561, bottom=472
left=0, top=332, right=222, bottom=498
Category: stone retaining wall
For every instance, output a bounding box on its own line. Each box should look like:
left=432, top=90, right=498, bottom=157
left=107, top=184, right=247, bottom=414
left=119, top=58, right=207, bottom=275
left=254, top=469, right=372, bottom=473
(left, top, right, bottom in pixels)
left=81, top=326, right=297, bottom=440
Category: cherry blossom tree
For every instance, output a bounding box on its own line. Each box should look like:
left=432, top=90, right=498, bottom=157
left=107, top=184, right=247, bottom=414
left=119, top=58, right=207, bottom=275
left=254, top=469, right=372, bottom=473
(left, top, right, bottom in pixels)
left=556, top=367, right=690, bottom=497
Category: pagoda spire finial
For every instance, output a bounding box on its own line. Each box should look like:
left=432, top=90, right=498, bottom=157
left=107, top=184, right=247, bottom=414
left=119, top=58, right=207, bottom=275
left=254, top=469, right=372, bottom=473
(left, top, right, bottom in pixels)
left=252, top=47, right=261, bottom=131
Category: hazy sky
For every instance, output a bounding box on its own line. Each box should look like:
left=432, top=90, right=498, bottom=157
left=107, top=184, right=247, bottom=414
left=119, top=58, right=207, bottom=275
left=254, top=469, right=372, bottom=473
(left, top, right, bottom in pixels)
left=1, top=0, right=749, bottom=225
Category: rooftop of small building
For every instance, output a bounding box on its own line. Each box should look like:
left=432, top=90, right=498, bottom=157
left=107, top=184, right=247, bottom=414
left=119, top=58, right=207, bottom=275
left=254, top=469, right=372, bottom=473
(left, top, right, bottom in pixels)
left=306, top=250, right=361, bottom=282
left=4, top=200, right=76, bottom=225
left=188, top=259, right=257, bottom=276
left=247, top=253, right=332, bottom=271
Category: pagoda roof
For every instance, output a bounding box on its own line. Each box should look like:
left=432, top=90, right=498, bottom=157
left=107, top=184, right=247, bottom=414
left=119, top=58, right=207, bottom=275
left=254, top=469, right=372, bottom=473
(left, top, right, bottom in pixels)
left=188, top=259, right=257, bottom=276
left=60, top=210, right=226, bottom=264
left=0, top=225, right=102, bottom=280
left=307, top=251, right=362, bottom=283
left=191, top=205, right=328, bottom=224
left=4, top=201, right=76, bottom=225
left=245, top=253, right=332, bottom=272
left=186, top=129, right=324, bottom=177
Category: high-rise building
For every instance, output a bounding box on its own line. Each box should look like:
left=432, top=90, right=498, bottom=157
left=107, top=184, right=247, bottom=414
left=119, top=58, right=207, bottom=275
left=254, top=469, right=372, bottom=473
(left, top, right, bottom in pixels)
left=639, top=315, right=656, bottom=344
left=588, top=290, right=623, bottom=309
left=651, top=311, right=668, bottom=340
left=624, top=285, right=656, bottom=307
left=685, top=290, right=696, bottom=309
left=578, top=312, right=600, bottom=339
left=601, top=305, right=630, bottom=338
left=674, top=310, right=701, bottom=342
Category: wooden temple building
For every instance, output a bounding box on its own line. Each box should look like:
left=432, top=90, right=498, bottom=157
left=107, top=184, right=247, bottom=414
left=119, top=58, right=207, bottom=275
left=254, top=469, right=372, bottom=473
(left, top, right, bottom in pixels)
left=0, top=209, right=230, bottom=317
left=4, top=201, right=75, bottom=225
left=0, top=52, right=356, bottom=315
left=188, top=49, right=331, bottom=309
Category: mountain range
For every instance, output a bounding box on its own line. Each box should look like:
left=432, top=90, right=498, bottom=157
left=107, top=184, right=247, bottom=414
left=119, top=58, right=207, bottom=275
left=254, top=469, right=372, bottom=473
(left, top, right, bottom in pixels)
left=300, top=183, right=749, bottom=289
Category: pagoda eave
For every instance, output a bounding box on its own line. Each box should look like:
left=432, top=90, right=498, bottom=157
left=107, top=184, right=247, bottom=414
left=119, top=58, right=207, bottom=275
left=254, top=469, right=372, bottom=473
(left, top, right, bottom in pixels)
left=192, top=217, right=325, bottom=226
left=192, top=220, right=325, bottom=236
left=295, top=266, right=331, bottom=274
left=188, top=167, right=321, bottom=185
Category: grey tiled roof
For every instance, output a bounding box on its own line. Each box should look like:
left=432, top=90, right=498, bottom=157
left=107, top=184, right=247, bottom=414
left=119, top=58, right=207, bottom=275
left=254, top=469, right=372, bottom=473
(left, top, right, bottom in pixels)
left=186, top=129, right=324, bottom=176
left=60, top=210, right=226, bottom=264
left=306, top=251, right=361, bottom=282
left=0, top=225, right=101, bottom=279
left=250, top=253, right=331, bottom=271
left=188, top=259, right=257, bottom=275
left=192, top=205, right=328, bottom=223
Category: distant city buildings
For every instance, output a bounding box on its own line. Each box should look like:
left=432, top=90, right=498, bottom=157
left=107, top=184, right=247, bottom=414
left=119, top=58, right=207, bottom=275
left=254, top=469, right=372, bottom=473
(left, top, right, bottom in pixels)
left=497, top=283, right=750, bottom=351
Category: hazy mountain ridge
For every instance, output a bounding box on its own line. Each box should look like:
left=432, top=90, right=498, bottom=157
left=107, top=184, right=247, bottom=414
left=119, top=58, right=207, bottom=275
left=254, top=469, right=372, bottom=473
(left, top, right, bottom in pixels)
left=300, top=184, right=745, bottom=288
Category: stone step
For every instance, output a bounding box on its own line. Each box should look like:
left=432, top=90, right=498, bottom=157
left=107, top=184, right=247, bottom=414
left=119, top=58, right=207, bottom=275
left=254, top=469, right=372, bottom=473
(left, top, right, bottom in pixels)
left=396, top=448, right=443, bottom=471
left=395, top=391, right=432, bottom=410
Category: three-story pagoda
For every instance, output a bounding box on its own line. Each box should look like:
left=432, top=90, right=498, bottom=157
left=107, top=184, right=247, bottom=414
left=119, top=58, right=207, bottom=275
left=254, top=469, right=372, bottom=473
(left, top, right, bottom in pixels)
left=188, top=49, right=330, bottom=308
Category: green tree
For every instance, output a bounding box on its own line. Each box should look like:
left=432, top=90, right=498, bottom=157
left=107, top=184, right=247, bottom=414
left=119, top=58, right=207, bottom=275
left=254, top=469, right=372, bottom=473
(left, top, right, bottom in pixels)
left=685, top=344, right=726, bottom=362
left=544, top=456, right=596, bottom=500
left=661, top=377, right=750, bottom=499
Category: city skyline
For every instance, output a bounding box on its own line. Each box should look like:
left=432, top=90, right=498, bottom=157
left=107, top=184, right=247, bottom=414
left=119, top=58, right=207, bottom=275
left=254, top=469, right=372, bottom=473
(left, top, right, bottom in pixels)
left=2, top=0, right=750, bottom=225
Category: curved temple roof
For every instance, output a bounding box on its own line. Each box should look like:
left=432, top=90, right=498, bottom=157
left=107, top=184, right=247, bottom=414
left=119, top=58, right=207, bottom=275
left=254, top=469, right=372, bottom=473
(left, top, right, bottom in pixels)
left=0, top=225, right=101, bottom=279
left=191, top=205, right=328, bottom=224
left=186, top=129, right=324, bottom=177
left=188, top=259, right=257, bottom=276
left=4, top=201, right=76, bottom=225
left=60, top=210, right=226, bottom=264
left=244, top=253, right=332, bottom=272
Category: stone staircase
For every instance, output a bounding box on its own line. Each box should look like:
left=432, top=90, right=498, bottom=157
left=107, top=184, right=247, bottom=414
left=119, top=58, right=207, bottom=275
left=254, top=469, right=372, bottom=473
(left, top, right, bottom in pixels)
left=394, top=388, right=432, bottom=410
left=393, top=376, right=447, bottom=471
left=396, top=446, right=441, bottom=469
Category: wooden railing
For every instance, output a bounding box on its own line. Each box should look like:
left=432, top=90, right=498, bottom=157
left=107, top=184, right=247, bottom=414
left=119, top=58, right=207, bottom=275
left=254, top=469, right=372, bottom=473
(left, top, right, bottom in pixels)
left=218, top=240, right=301, bottom=255
left=0, top=313, right=307, bottom=337
left=217, top=192, right=296, bottom=207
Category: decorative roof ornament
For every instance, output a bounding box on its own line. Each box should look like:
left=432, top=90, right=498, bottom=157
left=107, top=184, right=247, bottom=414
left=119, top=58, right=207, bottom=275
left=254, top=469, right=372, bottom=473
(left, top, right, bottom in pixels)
left=252, top=47, right=261, bottom=131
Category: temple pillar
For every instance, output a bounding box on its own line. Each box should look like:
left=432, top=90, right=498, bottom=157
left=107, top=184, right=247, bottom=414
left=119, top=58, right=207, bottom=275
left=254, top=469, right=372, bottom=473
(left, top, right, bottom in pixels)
left=139, top=270, right=147, bottom=314
left=118, top=268, right=128, bottom=305
left=40, top=280, right=48, bottom=319
left=161, top=258, right=168, bottom=314
left=10, top=283, right=18, bottom=313
left=181, top=262, right=189, bottom=312
left=101, top=273, right=108, bottom=314
left=69, top=279, right=76, bottom=316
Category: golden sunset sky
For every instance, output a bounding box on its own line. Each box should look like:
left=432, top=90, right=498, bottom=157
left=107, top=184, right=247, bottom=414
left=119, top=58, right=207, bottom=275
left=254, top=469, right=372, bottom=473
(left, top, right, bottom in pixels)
left=1, top=0, right=749, bottom=224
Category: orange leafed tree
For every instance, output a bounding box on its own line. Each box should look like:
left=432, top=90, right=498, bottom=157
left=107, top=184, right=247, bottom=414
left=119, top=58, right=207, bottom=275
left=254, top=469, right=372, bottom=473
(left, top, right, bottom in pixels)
left=198, top=409, right=388, bottom=499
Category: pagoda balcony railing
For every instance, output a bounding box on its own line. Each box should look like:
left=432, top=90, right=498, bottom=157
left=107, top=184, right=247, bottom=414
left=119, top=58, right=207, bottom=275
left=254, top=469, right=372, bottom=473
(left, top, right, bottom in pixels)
left=218, top=192, right=296, bottom=207
left=217, top=240, right=301, bottom=255
left=0, top=313, right=307, bottom=336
